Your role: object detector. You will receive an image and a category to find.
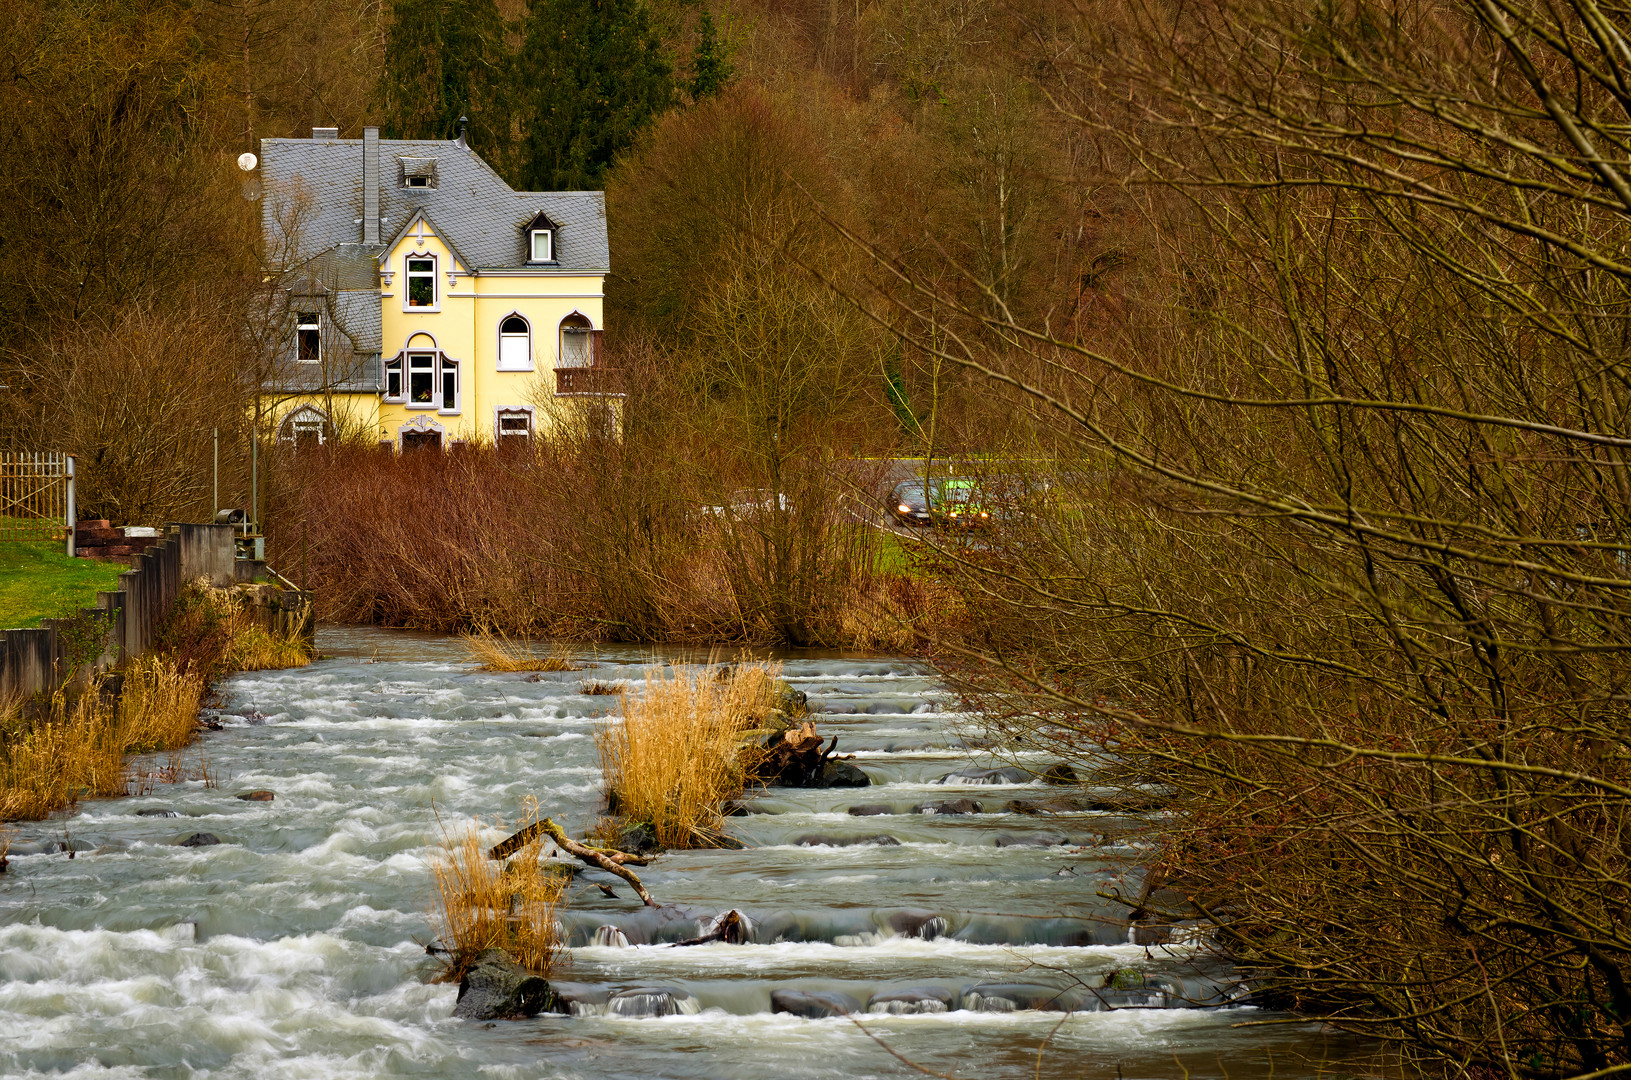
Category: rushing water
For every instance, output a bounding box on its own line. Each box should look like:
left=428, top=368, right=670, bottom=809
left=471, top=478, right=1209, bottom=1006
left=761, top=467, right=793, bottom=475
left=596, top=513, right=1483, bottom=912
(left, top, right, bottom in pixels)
left=0, top=627, right=1372, bottom=1079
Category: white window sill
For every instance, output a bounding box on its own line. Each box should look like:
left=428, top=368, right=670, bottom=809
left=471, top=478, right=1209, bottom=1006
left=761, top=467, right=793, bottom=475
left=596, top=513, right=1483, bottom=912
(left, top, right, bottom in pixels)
left=406, top=402, right=439, bottom=410
left=496, top=366, right=536, bottom=373
left=403, top=305, right=441, bottom=314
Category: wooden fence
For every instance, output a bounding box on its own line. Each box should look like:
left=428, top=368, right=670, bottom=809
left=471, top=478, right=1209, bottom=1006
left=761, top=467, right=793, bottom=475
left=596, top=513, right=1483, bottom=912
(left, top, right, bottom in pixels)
left=0, top=452, right=73, bottom=545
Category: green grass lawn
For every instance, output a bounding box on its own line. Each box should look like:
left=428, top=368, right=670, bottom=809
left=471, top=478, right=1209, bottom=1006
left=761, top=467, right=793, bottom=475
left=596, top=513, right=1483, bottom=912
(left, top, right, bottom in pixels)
left=0, top=540, right=128, bottom=629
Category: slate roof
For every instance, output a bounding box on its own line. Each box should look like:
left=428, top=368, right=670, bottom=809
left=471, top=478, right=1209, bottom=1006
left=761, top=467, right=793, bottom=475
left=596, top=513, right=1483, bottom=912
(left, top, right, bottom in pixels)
left=259, top=135, right=609, bottom=274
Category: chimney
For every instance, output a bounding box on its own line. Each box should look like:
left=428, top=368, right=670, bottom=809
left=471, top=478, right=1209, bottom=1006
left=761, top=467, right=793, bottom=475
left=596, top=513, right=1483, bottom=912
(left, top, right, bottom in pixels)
left=455, top=116, right=468, bottom=149
left=363, top=126, right=379, bottom=245
left=312, top=126, right=339, bottom=140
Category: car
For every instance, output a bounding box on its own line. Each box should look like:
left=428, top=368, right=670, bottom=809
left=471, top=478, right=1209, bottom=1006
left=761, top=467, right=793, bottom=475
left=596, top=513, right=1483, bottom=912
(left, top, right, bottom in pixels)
left=700, top=488, right=794, bottom=518
left=934, top=478, right=993, bottom=529
left=889, top=478, right=942, bottom=527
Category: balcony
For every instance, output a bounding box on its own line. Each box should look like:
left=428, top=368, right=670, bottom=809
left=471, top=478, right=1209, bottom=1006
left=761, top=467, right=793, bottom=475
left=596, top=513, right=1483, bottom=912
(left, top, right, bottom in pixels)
left=555, top=328, right=621, bottom=396
left=554, top=366, right=622, bottom=396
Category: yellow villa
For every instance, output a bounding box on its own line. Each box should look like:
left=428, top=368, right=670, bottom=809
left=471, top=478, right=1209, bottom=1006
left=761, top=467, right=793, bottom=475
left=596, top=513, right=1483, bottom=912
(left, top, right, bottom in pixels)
left=257, top=123, right=614, bottom=451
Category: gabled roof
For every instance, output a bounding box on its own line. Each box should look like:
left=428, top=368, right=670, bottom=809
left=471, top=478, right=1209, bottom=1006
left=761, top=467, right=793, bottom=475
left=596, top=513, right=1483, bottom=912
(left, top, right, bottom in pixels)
left=259, top=134, right=609, bottom=274
left=377, top=208, right=480, bottom=275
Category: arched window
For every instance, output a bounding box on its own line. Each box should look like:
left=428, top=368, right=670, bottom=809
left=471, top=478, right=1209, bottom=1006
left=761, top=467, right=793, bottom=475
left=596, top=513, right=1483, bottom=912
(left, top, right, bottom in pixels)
left=278, top=405, right=330, bottom=449
left=558, top=312, right=594, bottom=368
left=499, top=315, right=532, bottom=370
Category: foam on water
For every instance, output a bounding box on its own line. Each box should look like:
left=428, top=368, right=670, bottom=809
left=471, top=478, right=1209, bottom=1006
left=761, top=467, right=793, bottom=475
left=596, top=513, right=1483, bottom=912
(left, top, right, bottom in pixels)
left=0, top=629, right=1364, bottom=1079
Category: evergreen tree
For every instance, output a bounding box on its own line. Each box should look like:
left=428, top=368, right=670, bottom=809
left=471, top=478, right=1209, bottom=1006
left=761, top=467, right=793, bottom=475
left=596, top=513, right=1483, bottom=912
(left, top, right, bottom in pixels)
left=687, top=10, right=733, bottom=101
left=377, top=0, right=512, bottom=166
left=517, top=0, right=673, bottom=191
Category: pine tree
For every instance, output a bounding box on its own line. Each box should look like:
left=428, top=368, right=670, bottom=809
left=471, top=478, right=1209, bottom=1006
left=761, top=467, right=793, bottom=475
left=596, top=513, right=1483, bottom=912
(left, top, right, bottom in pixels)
left=516, top=0, right=674, bottom=191
left=687, top=10, right=733, bottom=102
left=377, top=0, right=512, bottom=168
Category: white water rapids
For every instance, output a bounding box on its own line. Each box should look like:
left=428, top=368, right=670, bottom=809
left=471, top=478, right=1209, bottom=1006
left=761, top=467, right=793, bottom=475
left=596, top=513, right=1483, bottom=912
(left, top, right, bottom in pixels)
left=0, top=627, right=1370, bottom=1078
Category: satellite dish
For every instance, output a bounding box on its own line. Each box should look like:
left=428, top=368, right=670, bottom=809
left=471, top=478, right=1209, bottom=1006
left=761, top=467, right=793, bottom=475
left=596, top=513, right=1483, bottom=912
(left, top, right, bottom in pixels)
left=237, top=152, right=258, bottom=172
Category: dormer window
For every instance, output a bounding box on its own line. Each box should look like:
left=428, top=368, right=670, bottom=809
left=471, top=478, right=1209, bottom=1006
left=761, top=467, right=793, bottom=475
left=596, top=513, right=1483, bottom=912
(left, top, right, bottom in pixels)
left=400, top=157, right=437, bottom=189
left=296, top=311, right=320, bottom=363
left=530, top=229, right=553, bottom=262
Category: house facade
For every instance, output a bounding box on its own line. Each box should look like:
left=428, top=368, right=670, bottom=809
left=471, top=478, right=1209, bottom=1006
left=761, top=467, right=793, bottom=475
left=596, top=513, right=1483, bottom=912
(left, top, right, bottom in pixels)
left=258, top=125, right=613, bottom=451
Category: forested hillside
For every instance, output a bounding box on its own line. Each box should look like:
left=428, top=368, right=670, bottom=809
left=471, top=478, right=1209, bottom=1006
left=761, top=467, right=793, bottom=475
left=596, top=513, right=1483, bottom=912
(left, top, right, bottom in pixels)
left=0, top=0, right=1107, bottom=522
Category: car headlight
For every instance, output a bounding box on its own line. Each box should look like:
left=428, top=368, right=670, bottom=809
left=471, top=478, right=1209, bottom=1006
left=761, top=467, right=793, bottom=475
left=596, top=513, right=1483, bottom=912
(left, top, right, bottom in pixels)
left=898, top=503, right=911, bottom=513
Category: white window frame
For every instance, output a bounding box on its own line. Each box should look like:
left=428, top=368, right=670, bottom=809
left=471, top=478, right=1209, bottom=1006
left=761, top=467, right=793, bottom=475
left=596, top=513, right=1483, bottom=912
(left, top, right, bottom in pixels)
left=279, top=405, right=330, bottom=446
left=439, top=357, right=461, bottom=415
left=383, top=356, right=404, bottom=401
left=558, top=314, right=595, bottom=369
left=404, top=254, right=439, bottom=311
left=295, top=310, right=320, bottom=364
left=497, top=313, right=533, bottom=371
left=407, top=351, right=437, bottom=408
left=529, top=229, right=554, bottom=262
left=494, top=406, right=535, bottom=444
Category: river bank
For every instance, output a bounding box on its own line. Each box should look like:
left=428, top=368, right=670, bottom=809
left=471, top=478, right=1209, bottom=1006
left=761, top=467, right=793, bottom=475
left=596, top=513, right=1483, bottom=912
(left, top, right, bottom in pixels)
left=0, top=626, right=1379, bottom=1078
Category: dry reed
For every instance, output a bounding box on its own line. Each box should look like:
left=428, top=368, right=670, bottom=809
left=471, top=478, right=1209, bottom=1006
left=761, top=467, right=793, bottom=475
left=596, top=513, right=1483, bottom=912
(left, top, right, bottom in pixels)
left=0, top=582, right=305, bottom=822
left=597, top=662, right=780, bottom=848
left=428, top=809, right=568, bottom=981
left=464, top=632, right=583, bottom=672
left=0, top=658, right=204, bottom=820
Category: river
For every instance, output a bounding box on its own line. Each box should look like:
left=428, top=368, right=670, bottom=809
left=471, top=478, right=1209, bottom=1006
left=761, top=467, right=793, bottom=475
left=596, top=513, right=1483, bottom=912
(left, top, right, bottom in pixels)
left=0, top=626, right=1373, bottom=1078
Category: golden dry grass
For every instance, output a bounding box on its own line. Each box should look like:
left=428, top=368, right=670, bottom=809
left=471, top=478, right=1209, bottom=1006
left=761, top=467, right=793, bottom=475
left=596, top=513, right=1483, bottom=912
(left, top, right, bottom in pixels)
left=226, top=625, right=312, bottom=671
left=429, top=808, right=569, bottom=981
left=464, top=632, right=584, bottom=672
left=0, top=657, right=205, bottom=820
left=597, top=661, right=780, bottom=848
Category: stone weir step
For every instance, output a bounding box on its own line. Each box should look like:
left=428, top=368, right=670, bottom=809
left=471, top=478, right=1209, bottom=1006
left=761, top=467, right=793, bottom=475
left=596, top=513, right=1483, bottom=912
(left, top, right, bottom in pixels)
left=557, top=904, right=1137, bottom=949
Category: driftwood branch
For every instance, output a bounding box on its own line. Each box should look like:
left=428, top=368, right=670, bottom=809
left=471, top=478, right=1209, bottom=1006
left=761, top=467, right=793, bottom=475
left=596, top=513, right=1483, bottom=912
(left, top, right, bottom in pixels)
left=673, top=909, right=749, bottom=946
left=487, top=820, right=649, bottom=865
left=538, top=818, right=659, bottom=907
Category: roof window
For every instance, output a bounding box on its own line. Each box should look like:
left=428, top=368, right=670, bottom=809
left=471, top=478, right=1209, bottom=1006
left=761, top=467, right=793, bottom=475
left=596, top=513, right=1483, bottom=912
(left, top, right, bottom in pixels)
left=400, top=157, right=438, bottom=189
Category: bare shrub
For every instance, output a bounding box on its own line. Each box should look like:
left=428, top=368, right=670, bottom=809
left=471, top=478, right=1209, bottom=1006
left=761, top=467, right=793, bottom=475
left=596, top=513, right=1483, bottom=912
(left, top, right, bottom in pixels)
left=871, top=1, right=1631, bottom=1075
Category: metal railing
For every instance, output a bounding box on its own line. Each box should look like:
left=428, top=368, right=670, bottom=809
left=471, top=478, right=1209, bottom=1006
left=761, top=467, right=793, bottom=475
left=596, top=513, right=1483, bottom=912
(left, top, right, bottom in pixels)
left=0, top=452, right=75, bottom=552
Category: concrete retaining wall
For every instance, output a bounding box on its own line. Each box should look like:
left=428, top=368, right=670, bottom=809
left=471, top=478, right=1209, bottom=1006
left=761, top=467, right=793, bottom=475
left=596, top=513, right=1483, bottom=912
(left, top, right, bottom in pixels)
left=0, top=524, right=239, bottom=703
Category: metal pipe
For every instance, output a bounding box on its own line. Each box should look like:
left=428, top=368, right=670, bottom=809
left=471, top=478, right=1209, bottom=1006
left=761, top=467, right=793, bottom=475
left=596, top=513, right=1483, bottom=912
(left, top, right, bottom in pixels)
left=64, top=454, right=76, bottom=557
left=250, top=427, right=258, bottom=530
left=213, top=428, right=218, bottom=515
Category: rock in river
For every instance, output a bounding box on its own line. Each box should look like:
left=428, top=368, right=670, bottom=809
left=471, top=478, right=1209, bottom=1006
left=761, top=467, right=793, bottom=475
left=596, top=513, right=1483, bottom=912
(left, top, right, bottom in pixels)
left=793, top=834, right=900, bottom=848
left=815, top=760, right=870, bottom=788
left=236, top=790, right=275, bottom=802
left=177, top=833, right=222, bottom=847
left=135, top=808, right=179, bottom=818
left=913, top=799, right=982, bottom=815
left=771, top=989, right=861, bottom=1018
left=452, top=949, right=564, bottom=1020
left=867, top=986, right=956, bottom=1014
left=847, top=804, right=892, bottom=816
left=937, top=766, right=1032, bottom=785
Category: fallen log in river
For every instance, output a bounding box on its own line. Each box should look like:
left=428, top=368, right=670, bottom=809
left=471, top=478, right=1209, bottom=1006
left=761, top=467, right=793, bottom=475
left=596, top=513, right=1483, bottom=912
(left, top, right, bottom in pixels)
left=488, top=818, right=659, bottom=907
